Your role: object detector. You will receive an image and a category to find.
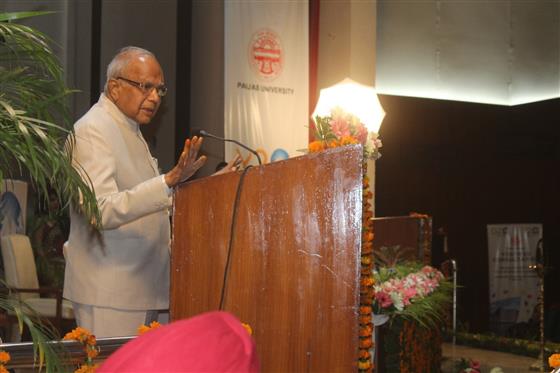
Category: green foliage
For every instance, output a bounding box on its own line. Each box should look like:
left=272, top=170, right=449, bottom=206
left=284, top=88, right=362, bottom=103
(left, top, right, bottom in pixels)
left=0, top=11, right=100, bottom=227
left=0, top=10, right=97, bottom=371
left=0, top=285, right=69, bottom=372
left=450, top=331, right=560, bottom=358
left=313, top=115, right=338, bottom=143
left=374, top=245, right=417, bottom=268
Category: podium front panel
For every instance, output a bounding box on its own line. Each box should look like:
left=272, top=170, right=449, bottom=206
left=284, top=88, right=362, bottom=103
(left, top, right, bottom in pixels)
left=171, top=145, right=363, bottom=372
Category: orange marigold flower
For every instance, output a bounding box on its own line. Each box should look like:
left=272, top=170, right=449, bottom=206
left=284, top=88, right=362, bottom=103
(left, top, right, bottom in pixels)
left=87, top=346, right=99, bottom=359
left=359, top=337, right=373, bottom=349
left=359, top=327, right=372, bottom=337
left=358, top=359, right=372, bottom=370
left=360, top=295, right=373, bottom=305
left=360, top=275, right=374, bottom=287
left=308, top=141, right=325, bottom=153
left=359, top=305, right=372, bottom=315
left=362, top=232, right=374, bottom=242
left=359, top=314, right=372, bottom=325
left=64, top=327, right=92, bottom=342
left=86, top=335, right=96, bottom=346
left=361, top=265, right=373, bottom=275
left=549, top=353, right=560, bottom=368
left=328, top=139, right=340, bottom=148
left=138, top=321, right=161, bottom=335
left=242, top=323, right=253, bottom=335
left=0, top=366, right=8, bottom=373
left=0, top=351, right=9, bottom=364
left=359, top=349, right=371, bottom=360
left=361, top=256, right=372, bottom=266
left=340, top=135, right=359, bottom=145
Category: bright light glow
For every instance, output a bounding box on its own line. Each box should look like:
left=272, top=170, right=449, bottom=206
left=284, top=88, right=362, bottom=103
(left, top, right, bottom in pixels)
left=376, top=86, right=560, bottom=107
left=312, top=78, right=386, bottom=133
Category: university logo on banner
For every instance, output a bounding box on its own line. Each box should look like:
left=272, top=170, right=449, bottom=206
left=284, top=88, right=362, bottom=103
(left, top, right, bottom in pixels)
left=225, top=2, right=309, bottom=166
left=248, top=29, right=283, bottom=81
left=487, top=224, right=542, bottom=335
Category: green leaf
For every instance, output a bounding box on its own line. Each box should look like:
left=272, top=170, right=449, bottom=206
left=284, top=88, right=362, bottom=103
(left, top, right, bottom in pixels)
left=0, top=11, right=55, bottom=22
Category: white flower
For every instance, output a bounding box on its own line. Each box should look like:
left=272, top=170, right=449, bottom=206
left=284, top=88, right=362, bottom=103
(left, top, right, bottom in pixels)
left=390, top=291, right=404, bottom=311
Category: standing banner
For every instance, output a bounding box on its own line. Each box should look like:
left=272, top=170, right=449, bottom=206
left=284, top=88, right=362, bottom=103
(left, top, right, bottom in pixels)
left=487, top=224, right=542, bottom=334
left=225, top=1, right=309, bottom=165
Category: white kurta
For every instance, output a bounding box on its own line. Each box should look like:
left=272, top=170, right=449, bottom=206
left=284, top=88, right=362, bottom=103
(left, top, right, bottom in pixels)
left=63, top=94, right=171, bottom=310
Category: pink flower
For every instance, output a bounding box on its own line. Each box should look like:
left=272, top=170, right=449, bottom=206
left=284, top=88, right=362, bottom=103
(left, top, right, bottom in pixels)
left=330, top=118, right=351, bottom=138
left=354, top=124, right=368, bottom=144
left=375, top=291, right=393, bottom=308
left=404, top=287, right=417, bottom=300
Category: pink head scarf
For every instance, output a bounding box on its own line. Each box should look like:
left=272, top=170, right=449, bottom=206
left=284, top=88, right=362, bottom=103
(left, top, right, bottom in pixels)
left=98, top=311, right=259, bottom=372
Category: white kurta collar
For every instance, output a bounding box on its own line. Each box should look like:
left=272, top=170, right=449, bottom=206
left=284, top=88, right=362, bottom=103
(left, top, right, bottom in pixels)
left=97, top=93, right=139, bottom=133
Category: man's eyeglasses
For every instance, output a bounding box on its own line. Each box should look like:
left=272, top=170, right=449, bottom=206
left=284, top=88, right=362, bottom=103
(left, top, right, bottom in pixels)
left=116, top=77, right=168, bottom=97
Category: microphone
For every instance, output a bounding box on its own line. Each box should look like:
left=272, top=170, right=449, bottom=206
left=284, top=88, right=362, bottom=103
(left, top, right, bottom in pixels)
left=198, top=130, right=262, bottom=165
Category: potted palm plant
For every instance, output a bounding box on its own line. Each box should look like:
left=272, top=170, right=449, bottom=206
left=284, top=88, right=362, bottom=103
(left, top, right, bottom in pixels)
left=1, top=11, right=100, bottom=371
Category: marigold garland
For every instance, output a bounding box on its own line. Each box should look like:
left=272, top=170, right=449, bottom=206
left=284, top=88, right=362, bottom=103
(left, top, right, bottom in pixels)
left=63, top=327, right=99, bottom=373
left=359, top=169, right=376, bottom=373
left=309, top=109, right=381, bottom=372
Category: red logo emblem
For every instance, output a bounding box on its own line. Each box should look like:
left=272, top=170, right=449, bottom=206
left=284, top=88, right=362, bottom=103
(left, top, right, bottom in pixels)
left=248, top=29, right=283, bottom=81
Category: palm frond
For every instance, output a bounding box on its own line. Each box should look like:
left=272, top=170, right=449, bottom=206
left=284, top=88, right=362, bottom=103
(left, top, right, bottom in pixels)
left=0, top=291, right=68, bottom=372
left=0, top=12, right=100, bottom=227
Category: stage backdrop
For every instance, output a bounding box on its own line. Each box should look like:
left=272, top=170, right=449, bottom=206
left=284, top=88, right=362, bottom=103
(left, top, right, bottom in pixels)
left=487, top=224, right=542, bottom=334
left=224, top=1, right=309, bottom=165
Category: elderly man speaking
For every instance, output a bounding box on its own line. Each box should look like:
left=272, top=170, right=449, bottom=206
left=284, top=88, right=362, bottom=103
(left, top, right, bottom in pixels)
left=64, top=46, right=236, bottom=337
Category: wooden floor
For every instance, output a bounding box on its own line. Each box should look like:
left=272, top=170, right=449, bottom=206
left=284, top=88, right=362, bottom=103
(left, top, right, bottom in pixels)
left=441, top=343, right=545, bottom=373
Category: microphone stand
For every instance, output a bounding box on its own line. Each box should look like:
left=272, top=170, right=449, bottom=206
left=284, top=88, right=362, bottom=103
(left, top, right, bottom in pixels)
left=199, top=130, right=262, bottom=165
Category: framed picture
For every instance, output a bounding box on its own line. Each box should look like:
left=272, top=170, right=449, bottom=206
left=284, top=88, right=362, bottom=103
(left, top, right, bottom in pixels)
left=0, top=179, right=28, bottom=237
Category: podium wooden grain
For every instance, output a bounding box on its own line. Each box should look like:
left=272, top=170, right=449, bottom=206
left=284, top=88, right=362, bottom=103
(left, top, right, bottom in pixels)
left=171, top=145, right=363, bottom=372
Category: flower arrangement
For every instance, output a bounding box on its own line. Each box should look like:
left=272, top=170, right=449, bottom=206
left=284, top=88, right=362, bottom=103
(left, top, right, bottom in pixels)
left=63, top=327, right=99, bottom=373
left=0, top=351, right=10, bottom=373
left=309, top=107, right=382, bottom=160
left=455, top=357, right=481, bottom=373
left=373, top=263, right=452, bottom=328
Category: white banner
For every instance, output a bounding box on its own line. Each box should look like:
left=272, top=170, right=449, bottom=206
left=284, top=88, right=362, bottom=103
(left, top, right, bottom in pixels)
left=225, top=1, right=309, bottom=165
left=487, top=224, right=542, bottom=332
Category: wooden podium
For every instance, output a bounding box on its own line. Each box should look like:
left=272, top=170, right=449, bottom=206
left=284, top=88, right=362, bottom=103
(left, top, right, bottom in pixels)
left=171, top=145, right=363, bottom=372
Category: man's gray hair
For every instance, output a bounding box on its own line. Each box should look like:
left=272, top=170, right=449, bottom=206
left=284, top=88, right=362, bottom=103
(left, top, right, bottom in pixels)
left=104, top=46, right=155, bottom=92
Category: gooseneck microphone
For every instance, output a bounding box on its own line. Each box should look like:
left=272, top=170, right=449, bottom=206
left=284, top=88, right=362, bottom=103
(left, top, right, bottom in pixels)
left=198, top=130, right=262, bottom=165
